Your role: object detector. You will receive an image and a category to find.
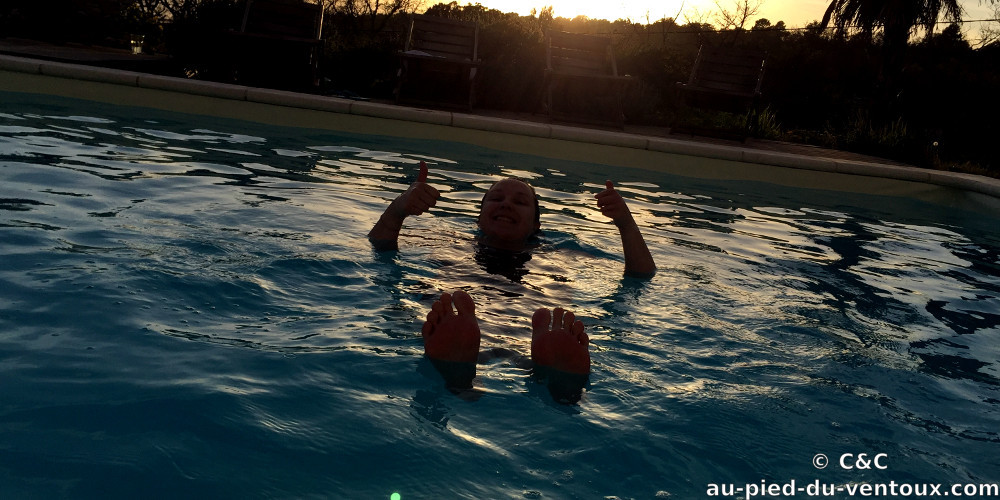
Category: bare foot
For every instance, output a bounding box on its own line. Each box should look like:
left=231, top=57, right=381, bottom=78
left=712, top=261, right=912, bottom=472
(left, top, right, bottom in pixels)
left=422, top=291, right=481, bottom=364
left=531, top=307, right=590, bottom=375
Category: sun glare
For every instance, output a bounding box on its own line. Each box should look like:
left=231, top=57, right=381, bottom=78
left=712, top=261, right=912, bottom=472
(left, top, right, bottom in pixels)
left=475, top=0, right=693, bottom=22
left=550, top=0, right=690, bottom=22
left=498, top=0, right=830, bottom=26
left=435, top=0, right=991, bottom=38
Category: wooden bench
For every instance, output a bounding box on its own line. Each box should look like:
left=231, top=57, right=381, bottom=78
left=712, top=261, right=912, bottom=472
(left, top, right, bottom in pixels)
left=394, top=15, right=481, bottom=110
left=230, top=0, right=324, bottom=90
left=543, top=31, right=630, bottom=128
left=674, top=45, right=767, bottom=141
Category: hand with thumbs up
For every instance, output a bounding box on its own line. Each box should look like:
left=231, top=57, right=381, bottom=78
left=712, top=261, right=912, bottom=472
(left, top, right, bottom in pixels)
left=391, top=161, right=440, bottom=219
left=594, top=180, right=656, bottom=277
left=595, top=180, right=635, bottom=228
left=368, top=161, right=440, bottom=248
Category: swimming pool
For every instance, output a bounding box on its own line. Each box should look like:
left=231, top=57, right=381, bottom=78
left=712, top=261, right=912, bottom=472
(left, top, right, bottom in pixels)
left=2, top=68, right=1000, bottom=498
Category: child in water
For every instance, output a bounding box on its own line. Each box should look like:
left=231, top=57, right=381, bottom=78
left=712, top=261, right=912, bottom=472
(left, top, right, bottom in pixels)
left=369, top=161, right=655, bottom=402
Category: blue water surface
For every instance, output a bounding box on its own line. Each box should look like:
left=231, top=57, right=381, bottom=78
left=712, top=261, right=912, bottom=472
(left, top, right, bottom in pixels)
left=1, top=92, right=999, bottom=499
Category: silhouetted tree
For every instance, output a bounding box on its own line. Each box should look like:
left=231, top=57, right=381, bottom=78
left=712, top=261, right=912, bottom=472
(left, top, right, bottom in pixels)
left=332, top=0, right=419, bottom=32
left=980, top=1, right=1000, bottom=48
left=820, top=0, right=963, bottom=84
left=714, top=0, right=764, bottom=31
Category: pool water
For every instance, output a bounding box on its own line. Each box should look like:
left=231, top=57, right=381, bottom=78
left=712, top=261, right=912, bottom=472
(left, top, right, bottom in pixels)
left=2, top=93, right=999, bottom=498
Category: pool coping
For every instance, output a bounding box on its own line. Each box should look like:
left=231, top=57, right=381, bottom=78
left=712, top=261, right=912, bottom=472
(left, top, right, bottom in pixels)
left=2, top=53, right=998, bottom=200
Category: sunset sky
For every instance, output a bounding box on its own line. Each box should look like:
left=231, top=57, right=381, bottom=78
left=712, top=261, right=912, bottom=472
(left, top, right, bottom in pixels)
left=459, top=0, right=996, bottom=40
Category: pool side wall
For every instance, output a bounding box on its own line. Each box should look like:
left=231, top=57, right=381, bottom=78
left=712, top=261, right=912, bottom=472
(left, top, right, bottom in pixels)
left=2, top=55, right=998, bottom=212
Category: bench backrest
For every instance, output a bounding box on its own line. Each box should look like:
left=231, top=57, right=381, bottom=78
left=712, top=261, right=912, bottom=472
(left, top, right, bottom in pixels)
left=546, top=31, right=618, bottom=77
left=687, top=46, right=766, bottom=95
left=405, top=15, right=479, bottom=62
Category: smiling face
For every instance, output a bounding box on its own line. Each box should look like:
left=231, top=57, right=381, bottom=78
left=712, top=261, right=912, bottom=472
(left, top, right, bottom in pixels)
left=477, top=178, right=540, bottom=250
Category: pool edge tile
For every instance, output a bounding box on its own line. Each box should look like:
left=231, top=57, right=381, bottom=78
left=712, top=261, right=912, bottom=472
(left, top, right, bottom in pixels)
left=742, top=150, right=839, bottom=172
left=835, top=160, right=931, bottom=183
left=647, top=137, right=745, bottom=162
left=246, top=88, right=352, bottom=113
left=0, top=55, right=44, bottom=74
left=137, top=74, right=249, bottom=101
left=39, top=61, right=140, bottom=86
left=549, top=125, right=649, bottom=149
left=927, top=170, right=1000, bottom=197
left=451, top=113, right=552, bottom=138
left=349, top=101, right=453, bottom=126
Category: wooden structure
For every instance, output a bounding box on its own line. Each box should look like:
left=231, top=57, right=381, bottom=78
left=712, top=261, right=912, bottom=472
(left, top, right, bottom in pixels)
left=674, top=45, right=767, bottom=141
left=230, top=0, right=324, bottom=90
left=395, top=15, right=481, bottom=110
left=542, top=31, right=630, bottom=128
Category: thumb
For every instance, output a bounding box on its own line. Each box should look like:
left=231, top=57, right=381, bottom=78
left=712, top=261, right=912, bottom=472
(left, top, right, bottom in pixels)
left=605, top=180, right=614, bottom=191
left=417, top=161, right=428, bottom=183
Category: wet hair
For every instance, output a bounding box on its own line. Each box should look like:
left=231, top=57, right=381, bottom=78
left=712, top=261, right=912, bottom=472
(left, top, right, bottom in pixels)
left=479, top=177, right=541, bottom=229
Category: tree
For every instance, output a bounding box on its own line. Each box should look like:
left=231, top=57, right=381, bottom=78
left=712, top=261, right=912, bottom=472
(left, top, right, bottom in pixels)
left=714, top=0, right=764, bottom=31
left=333, top=0, right=421, bottom=32
left=820, top=0, right=963, bottom=82
left=980, top=1, right=1000, bottom=48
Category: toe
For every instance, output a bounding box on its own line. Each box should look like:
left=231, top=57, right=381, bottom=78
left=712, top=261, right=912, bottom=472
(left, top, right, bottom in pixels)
left=440, top=292, right=454, bottom=315
left=532, top=307, right=551, bottom=334
left=552, top=307, right=564, bottom=330
left=452, top=290, right=476, bottom=317
left=572, top=320, right=588, bottom=345
left=562, top=310, right=576, bottom=331
left=422, top=307, right=440, bottom=339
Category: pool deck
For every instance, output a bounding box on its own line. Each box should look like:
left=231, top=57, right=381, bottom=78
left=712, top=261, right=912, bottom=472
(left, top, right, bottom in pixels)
left=1, top=38, right=998, bottom=200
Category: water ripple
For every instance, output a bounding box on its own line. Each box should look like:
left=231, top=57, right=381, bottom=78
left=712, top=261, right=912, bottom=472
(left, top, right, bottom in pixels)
left=2, top=92, right=999, bottom=498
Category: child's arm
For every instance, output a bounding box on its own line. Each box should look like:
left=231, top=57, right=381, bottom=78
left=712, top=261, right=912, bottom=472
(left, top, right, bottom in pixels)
left=595, top=181, right=656, bottom=277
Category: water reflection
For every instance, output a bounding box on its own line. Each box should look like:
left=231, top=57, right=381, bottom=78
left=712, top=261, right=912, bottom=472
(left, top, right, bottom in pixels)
left=4, top=98, right=1000, bottom=497
left=2, top=105, right=999, bottom=386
